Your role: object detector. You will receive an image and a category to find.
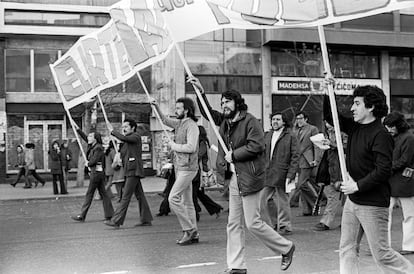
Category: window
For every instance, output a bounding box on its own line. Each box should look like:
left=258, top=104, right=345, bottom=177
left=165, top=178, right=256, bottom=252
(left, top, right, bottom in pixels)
left=341, top=13, right=393, bottom=31
left=272, top=47, right=380, bottom=79
left=5, top=10, right=110, bottom=28
left=5, top=49, right=30, bottom=92
left=34, top=50, right=58, bottom=92
left=390, top=56, right=411, bottom=79
left=184, top=41, right=224, bottom=74
left=224, top=42, right=261, bottom=75
left=401, top=14, right=414, bottom=32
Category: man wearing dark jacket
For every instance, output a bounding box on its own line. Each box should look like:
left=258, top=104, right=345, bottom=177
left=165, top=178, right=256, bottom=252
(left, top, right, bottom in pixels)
left=190, top=77, right=295, bottom=273
left=260, top=112, right=298, bottom=235
left=104, top=118, right=153, bottom=228
left=324, top=85, right=414, bottom=273
left=71, top=127, right=114, bottom=222
left=384, top=111, right=414, bottom=255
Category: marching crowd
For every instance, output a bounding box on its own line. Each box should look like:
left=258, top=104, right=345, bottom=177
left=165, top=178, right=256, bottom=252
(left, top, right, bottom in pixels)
left=8, top=76, right=414, bottom=273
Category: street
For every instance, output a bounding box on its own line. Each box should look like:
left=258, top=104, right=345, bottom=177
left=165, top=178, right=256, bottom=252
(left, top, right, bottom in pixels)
left=1, top=191, right=413, bottom=274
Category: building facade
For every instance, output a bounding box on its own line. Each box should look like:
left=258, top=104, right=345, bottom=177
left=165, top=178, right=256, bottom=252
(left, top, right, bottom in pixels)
left=2, top=1, right=414, bottom=182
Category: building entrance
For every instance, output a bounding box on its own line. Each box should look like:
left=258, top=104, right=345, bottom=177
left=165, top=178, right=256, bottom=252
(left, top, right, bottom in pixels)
left=25, top=120, right=66, bottom=172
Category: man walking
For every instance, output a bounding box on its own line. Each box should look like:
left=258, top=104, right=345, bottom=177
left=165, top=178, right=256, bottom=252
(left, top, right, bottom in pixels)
left=150, top=97, right=200, bottom=245
left=324, top=85, right=414, bottom=273
left=260, top=112, right=298, bottom=235
left=190, top=77, right=295, bottom=273
left=294, top=111, right=319, bottom=216
left=104, top=118, right=153, bottom=228
left=384, top=111, right=414, bottom=256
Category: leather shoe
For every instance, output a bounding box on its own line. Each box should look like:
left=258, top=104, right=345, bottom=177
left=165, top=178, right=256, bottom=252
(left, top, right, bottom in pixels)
left=399, top=250, right=414, bottom=255
left=281, top=244, right=295, bottom=271
left=71, top=215, right=84, bottom=222
left=104, top=220, right=119, bottom=228
left=177, top=229, right=198, bottom=245
left=313, top=223, right=329, bottom=231
left=225, top=269, right=247, bottom=274
left=10, top=183, right=16, bottom=188
left=134, top=222, right=152, bottom=227
left=279, top=228, right=292, bottom=236
left=156, top=212, right=168, bottom=217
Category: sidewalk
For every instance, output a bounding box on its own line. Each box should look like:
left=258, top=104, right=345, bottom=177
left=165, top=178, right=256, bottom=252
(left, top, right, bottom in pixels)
left=0, top=176, right=167, bottom=201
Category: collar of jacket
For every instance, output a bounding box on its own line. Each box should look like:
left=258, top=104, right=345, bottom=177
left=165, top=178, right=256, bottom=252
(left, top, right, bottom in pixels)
left=228, top=110, right=247, bottom=124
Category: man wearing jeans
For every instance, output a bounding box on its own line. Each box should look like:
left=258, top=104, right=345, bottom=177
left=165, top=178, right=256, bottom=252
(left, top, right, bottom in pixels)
left=324, top=85, right=414, bottom=273
left=151, top=97, right=199, bottom=246
left=191, top=77, right=295, bottom=273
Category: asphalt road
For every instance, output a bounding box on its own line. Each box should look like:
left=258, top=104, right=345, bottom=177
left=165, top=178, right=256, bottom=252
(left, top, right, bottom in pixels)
left=1, top=192, right=413, bottom=274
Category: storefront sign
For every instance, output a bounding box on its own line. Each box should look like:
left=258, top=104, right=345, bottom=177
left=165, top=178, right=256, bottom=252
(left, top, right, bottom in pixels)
left=273, top=77, right=382, bottom=95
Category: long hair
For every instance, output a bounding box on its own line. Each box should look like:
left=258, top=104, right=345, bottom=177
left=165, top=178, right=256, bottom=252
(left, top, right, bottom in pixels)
left=198, top=125, right=210, bottom=146
left=353, top=85, right=388, bottom=118
left=90, top=131, right=103, bottom=145
left=221, top=90, right=248, bottom=111
left=383, top=111, right=411, bottom=134
left=176, top=97, right=198, bottom=122
left=105, top=140, right=114, bottom=156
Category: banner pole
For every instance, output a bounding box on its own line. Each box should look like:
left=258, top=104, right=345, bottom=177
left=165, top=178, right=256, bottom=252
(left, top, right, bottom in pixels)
left=96, top=92, right=119, bottom=150
left=317, top=25, right=348, bottom=181
left=136, top=72, right=172, bottom=142
left=173, top=44, right=229, bottom=155
left=49, top=65, right=87, bottom=162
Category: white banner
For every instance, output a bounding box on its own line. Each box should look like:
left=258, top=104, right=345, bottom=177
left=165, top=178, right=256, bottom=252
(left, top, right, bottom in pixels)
left=50, top=0, right=414, bottom=109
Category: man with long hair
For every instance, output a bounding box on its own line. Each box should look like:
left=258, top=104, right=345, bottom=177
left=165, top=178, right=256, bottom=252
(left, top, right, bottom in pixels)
left=190, top=77, right=295, bottom=273
left=260, top=112, right=299, bottom=235
left=324, top=85, right=414, bottom=273
left=150, top=97, right=200, bottom=245
left=384, top=111, right=414, bottom=256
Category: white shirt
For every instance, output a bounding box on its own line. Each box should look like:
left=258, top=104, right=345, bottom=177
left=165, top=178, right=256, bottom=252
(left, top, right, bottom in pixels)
left=270, top=128, right=283, bottom=160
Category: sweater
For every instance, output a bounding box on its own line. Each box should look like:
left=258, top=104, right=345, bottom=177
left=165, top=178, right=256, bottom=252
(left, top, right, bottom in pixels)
left=324, top=96, right=393, bottom=207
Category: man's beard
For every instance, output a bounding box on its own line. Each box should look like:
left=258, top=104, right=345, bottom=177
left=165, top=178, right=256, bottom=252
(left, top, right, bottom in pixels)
left=176, top=113, right=185, bottom=119
left=223, top=109, right=237, bottom=119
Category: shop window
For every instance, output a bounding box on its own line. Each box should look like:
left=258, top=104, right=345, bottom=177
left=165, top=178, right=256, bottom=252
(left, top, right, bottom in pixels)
left=353, top=55, right=379, bottom=78
left=6, top=115, right=24, bottom=172
left=34, top=50, right=59, bottom=92
left=184, top=75, right=262, bottom=94
left=5, top=49, right=30, bottom=92
left=331, top=53, right=353, bottom=78
left=271, top=48, right=323, bottom=77
left=390, top=56, right=411, bottom=79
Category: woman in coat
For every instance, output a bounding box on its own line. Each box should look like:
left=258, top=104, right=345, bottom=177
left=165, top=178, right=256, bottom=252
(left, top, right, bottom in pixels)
left=49, top=140, right=67, bottom=195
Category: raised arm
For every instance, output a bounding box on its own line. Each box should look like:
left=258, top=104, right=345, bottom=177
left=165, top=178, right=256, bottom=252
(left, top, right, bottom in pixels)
left=111, top=130, right=140, bottom=144
left=187, top=77, right=224, bottom=126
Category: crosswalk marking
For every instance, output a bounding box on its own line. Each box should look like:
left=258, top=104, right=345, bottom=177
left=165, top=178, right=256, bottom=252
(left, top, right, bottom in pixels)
left=177, top=262, right=218, bottom=268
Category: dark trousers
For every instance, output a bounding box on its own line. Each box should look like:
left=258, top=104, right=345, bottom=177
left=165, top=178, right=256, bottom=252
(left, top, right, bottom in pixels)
left=13, top=167, right=28, bottom=186
left=80, top=172, right=114, bottom=220
left=26, top=169, right=45, bottom=186
left=112, top=176, right=153, bottom=225
left=192, top=171, right=223, bottom=216
left=52, top=174, right=67, bottom=194
left=159, top=171, right=175, bottom=215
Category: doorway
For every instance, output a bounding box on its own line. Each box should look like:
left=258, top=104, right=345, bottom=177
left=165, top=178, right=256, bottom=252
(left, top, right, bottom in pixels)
left=25, top=120, right=66, bottom=172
